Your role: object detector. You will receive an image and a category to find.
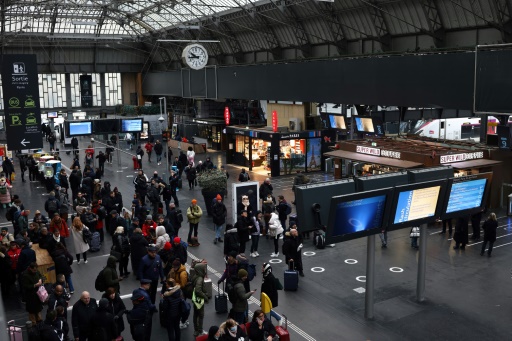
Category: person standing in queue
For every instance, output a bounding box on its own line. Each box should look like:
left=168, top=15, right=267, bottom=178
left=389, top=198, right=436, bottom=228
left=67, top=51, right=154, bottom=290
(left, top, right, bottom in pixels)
left=137, top=246, right=164, bottom=304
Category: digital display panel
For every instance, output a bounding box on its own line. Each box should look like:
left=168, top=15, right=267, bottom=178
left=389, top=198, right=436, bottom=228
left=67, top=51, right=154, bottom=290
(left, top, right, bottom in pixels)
left=329, top=115, right=346, bottom=129
left=333, top=195, right=386, bottom=237
left=47, top=112, right=58, bottom=118
left=441, top=173, right=492, bottom=219
left=68, top=121, right=92, bottom=136
left=355, top=117, right=375, bottom=132
left=325, top=188, right=393, bottom=244
left=121, top=119, right=143, bottom=133
left=393, top=186, right=441, bottom=224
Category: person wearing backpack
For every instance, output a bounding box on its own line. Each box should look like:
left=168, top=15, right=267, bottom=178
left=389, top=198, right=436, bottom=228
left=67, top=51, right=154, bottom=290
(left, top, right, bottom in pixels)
left=276, top=195, right=292, bottom=231
left=191, top=262, right=211, bottom=337
left=238, top=168, right=250, bottom=182
left=103, top=256, right=123, bottom=294
left=45, top=192, right=61, bottom=218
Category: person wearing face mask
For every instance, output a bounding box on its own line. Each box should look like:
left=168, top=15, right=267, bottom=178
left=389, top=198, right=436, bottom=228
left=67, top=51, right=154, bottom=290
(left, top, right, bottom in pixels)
left=236, top=195, right=253, bottom=218
left=219, top=318, right=247, bottom=341
left=249, top=309, right=277, bottom=341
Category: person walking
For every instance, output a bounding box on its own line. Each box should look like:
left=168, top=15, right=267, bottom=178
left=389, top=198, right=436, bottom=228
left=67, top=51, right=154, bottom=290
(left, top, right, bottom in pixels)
left=71, top=217, right=90, bottom=265
left=154, top=140, right=164, bottom=165
left=211, top=194, right=227, bottom=244
left=186, top=199, right=203, bottom=246
left=481, top=212, right=498, bottom=257
left=145, top=142, right=153, bottom=163
left=103, top=255, right=123, bottom=294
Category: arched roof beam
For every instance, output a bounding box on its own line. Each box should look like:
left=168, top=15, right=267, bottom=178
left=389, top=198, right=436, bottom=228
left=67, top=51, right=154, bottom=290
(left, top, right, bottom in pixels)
left=491, top=0, right=512, bottom=43
left=316, top=1, right=348, bottom=55
left=421, top=0, right=445, bottom=47
left=272, top=0, right=312, bottom=58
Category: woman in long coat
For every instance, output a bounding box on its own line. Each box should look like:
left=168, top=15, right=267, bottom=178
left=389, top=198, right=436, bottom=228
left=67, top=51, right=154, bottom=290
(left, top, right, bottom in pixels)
left=70, top=217, right=90, bottom=264
left=0, top=177, right=12, bottom=207
left=481, top=212, right=498, bottom=257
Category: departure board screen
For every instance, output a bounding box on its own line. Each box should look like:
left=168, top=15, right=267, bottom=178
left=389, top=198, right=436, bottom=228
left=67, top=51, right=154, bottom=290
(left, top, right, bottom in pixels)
left=333, top=195, right=386, bottom=237
left=393, top=186, right=441, bottom=224
left=445, top=178, right=487, bottom=214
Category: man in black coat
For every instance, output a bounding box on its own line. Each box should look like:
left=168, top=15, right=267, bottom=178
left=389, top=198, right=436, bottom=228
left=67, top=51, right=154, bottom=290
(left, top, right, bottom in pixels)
left=90, top=298, right=118, bottom=340
left=282, top=228, right=304, bottom=277
left=71, top=137, right=79, bottom=156
left=453, top=216, right=470, bottom=250
left=69, top=169, right=81, bottom=203
left=166, top=203, right=182, bottom=237
left=259, top=178, right=273, bottom=202
left=71, top=291, right=98, bottom=341
left=153, top=140, right=164, bottom=165
left=211, top=194, right=227, bottom=244
left=235, top=210, right=252, bottom=254
left=129, top=228, right=149, bottom=279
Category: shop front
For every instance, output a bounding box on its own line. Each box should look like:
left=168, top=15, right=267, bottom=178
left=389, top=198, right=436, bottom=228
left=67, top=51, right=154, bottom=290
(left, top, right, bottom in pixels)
left=192, top=118, right=227, bottom=151
left=226, top=126, right=333, bottom=177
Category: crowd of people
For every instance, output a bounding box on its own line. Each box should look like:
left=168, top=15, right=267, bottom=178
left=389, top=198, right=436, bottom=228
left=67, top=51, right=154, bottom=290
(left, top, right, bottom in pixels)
left=0, top=141, right=312, bottom=341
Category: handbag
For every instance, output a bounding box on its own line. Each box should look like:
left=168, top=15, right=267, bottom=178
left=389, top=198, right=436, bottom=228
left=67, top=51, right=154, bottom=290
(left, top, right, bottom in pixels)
left=192, top=289, right=204, bottom=309
left=110, top=246, right=122, bottom=261
left=37, top=285, right=48, bottom=303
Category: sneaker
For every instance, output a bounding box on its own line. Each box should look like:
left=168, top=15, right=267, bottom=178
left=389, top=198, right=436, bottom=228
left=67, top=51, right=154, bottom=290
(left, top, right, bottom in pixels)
left=70, top=291, right=74, bottom=294
left=255, top=251, right=260, bottom=256
left=271, top=252, right=279, bottom=258
left=84, top=260, right=88, bottom=264
left=279, top=235, right=283, bottom=239
left=185, top=320, right=190, bottom=326
left=250, top=252, right=256, bottom=258
left=77, top=260, right=81, bottom=264
left=179, top=322, right=187, bottom=329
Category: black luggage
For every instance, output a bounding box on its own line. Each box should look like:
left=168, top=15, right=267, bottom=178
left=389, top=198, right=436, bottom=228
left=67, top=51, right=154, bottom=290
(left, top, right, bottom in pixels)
left=283, top=260, right=299, bottom=291
left=215, top=282, right=228, bottom=313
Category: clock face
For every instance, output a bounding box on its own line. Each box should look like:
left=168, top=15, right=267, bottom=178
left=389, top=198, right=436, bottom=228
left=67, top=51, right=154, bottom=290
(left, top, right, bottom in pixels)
left=182, top=44, right=208, bottom=70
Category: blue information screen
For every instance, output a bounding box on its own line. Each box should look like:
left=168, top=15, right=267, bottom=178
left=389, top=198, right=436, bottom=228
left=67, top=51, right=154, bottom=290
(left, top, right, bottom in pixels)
left=393, top=186, right=441, bottom=224
left=333, top=195, right=386, bottom=237
left=69, top=122, right=92, bottom=135
left=122, top=119, right=142, bottom=132
left=445, top=178, right=487, bottom=213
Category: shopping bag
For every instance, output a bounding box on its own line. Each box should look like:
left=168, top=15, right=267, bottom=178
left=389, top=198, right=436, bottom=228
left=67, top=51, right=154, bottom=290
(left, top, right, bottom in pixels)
left=37, top=285, right=48, bottom=302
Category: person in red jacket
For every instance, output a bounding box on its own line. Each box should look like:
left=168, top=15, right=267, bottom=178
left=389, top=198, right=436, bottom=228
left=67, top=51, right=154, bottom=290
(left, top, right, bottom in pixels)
left=145, top=142, right=154, bottom=163
left=49, top=215, right=70, bottom=242
left=7, top=241, right=21, bottom=285
left=91, top=200, right=105, bottom=242
left=141, top=215, right=157, bottom=240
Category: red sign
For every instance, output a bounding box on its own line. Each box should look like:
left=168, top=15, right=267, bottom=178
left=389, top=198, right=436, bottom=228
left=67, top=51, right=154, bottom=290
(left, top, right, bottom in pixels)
left=272, top=110, right=278, bottom=132
left=224, top=107, right=230, bottom=125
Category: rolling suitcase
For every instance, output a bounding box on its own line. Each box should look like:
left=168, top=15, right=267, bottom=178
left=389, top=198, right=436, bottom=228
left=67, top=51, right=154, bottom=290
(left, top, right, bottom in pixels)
left=7, top=320, right=22, bottom=341
left=215, top=282, right=228, bottom=313
left=284, top=261, right=299, bottom=291
left=274, top=314, right=290, bottom=341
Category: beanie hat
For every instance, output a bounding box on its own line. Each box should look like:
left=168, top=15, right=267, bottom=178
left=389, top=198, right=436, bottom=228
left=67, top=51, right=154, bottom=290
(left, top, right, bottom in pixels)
left=164, top=242, right=172, bottom=251
left=238, top=269, right=248, bottom=279
left=1, top=227, right=8, bottom=232
left=99, top=298, right=109, bottom=309
left=216, top=194, right=222, bottom=200
left=172, top=259, right=181, bottom=268
left=229, top=251, right=237, bottom=258
left=174, top=237, right=181, bottom=244
left=191, top=199, right=197, bottom=204
left=146, top=215, right=152, bottom=220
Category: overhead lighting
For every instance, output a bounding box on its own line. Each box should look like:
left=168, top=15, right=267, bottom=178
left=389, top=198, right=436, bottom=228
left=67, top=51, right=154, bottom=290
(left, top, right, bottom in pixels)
left=157, top=39, right=220, bottom=43
left=71, top=20, right=97, bottom=26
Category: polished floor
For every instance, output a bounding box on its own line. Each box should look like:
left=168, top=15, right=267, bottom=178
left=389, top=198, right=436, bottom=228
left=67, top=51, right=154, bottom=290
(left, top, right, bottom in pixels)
left=2, top=136, right=512, bottom=341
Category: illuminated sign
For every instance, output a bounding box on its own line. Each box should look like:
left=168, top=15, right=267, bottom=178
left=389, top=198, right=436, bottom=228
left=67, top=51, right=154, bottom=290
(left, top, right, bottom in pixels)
left=356, top=145, right=380, bottom=156
left=440, top=152, right=484, bottom=164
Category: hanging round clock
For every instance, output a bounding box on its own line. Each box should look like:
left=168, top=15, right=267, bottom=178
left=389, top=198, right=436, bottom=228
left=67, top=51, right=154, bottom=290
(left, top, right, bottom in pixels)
left=182, top=43, right=209, bottom=70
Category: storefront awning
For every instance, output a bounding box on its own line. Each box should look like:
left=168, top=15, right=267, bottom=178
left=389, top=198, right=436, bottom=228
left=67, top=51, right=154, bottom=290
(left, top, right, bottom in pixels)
left=446, top=159, right=502, bottom=169
left=324, top=150, right=424, bottom=169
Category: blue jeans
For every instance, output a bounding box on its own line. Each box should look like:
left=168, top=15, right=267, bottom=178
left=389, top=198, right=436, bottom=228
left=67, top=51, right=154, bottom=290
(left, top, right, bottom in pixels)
left=156, top=153, right=162, bottom=163
left=65, top=274, right=75, bottom=292
left=215, top=224, right=224, bottom=239
left=269, top=310, right=281, bottom=322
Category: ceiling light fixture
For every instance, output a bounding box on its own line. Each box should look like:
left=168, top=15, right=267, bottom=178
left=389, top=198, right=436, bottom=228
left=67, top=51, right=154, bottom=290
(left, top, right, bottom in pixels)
left=157, top=39, right=220, bottom=43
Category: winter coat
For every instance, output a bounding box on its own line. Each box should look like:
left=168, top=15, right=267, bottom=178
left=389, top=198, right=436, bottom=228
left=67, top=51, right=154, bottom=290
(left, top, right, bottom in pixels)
left=186, top=167, right=197, bottom=181
left=169, top=243, right=187, bottom=265
left=17, top=247, right=36, bottom=274
left=166, top=208, right=182, bottom=229
left=138, top=254, right=164, bottom=282
left=235, top=216, right=252, bottom=243
left=453, top=216, right=469, bottom=244
left=20, top=269, right=45, bottom=314
left=72, top=298, right=98, bottom=339
left=130, top=232, right=149, bottom=274
left=267, top=213, right=284, bottom=238
left=187, top=205, right=203, bottom=224
left=49, top=218, right=70, bottom=238
left=282, top=235, right=303, bottom=262
left=482, top=218, right=498, bottom=242
left=162, top=286, right=182, bottom=320
left=90, top=307, right=118, bottom=341
left=59, top=174, right=69, bottom=189
left=0, top=181, right=12, bottom=204
left=276, top=200, right=290, bottom=221
left=52, top=248, right=74, bottom=276
left=113, top=233, right=130, bottom=255
left=220, top=326, right=247, bottom=341
left=70, top=225, right=90, bottom=255
left=103, top=256, right=121, bottom=293
left=237, top=202, right=253, bottom=218
left=259, top=182, right=274, bottom=200
left=249, top=319, right=277, bottom=340
left=232, top=280, right=252, bottom=312
left=211, top=201, right=227, bottom=226
left=261, top=271, right=279, bottom=308
left=141, top=220, right=157, bottom=237
left=101, top=292, right=126, bottom=335
left=155, top=226, right=170, bottom=252
left=218, top=261, right=239, bottom=284
left=223, top=227, right=240, bottom=256
left=192, top=263, right=210, bottom=304
left=153, top=142, right=163, bottom=155
left=167, top=264, right=188, bottom=288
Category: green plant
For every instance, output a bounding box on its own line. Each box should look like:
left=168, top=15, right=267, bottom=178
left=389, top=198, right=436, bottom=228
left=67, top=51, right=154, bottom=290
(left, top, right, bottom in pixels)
left=197, top=169, right=227, bottom=192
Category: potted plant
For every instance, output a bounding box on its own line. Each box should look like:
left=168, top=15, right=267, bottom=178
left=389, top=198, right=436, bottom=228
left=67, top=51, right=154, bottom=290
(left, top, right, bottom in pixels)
left=197, top=168, right=228, bottom=216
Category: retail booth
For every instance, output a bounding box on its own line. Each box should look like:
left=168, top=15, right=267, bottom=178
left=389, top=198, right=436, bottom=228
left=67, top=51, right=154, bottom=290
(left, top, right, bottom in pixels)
left=226, top=125, right=334, bottom=177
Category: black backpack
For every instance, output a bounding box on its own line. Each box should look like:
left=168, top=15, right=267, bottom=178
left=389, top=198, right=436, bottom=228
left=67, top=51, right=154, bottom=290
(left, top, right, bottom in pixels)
left=82, top=227, right=93, bottom=244
left=47, top=199, right=58, bottom=212
left=5, top=206, right=17, bottom=221
left=176, top=209, right=184, bottom=223
left=94, top=268, right=107, bottom=292
left=97, top=206, right=107, bottom=220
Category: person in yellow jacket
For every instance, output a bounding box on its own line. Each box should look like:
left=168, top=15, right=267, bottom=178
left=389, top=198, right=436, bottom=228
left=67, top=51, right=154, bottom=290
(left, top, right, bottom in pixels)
left=186, top=199, right=203, bottom=246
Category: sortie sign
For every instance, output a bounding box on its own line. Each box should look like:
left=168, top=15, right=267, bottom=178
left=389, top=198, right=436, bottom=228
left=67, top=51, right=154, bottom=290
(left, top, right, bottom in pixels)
left=1, top=54, right=43, bottom=150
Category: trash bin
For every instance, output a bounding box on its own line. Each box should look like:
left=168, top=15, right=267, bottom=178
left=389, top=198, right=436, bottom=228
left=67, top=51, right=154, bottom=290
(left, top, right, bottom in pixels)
left=132, top=156, right=138, bottom=170
left=508, top=194, right=512, bottom=216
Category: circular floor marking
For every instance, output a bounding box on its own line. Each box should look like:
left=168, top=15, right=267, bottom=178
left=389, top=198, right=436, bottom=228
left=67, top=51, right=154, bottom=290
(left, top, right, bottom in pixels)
left=303, top=251, right=316, bottom=256
left=389, top=267, right=404, bottom=273
left=345, top=259, right=358, bottom=265
left=311, top=267, right=325, bottom=273
left=268, top=259, right=282, bottom=264
left=356, top=276, right=366, bottom=282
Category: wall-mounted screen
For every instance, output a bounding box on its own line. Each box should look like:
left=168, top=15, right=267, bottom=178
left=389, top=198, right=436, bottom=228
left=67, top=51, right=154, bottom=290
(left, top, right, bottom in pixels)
left=68, top=121, right=92, bottom=136
left=47, top=112, right=58, bottom=118
left=325, top=188, right=393, bottom=244
left=389, top=180, right=447, bottom=230
left=355, top=117, right=375, bottom=132
left=121, top=118, right=143, bottom=133
left=441, top=173, right=492, bottom=219
left=329, top=115, right=346, bottom=129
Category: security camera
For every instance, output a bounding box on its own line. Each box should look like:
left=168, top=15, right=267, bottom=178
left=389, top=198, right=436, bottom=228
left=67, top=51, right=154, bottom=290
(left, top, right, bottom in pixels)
left=158, top=116, right=165, bottom=123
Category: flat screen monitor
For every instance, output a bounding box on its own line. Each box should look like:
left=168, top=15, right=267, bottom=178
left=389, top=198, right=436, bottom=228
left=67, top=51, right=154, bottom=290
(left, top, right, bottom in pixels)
left=121, top=118, right=143, bottom=133
left=328, top=115, right=346, bottom=130
left=47, top=112, right=58, bottom=118
left=389, top=180, right=447, bottom=230
left=68, top=121, right=92, bottom=136
left=355, top=117, right=375, bottom=132
left=325, top=188, right=393, bottom=244
left=441, top=173, right=492, bottom=220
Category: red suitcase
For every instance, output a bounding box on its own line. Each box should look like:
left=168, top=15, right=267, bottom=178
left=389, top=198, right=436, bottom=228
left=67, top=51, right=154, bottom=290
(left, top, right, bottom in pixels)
left=274, top=314, right=290, bottom=341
